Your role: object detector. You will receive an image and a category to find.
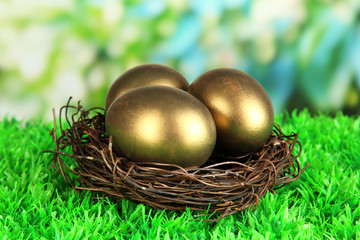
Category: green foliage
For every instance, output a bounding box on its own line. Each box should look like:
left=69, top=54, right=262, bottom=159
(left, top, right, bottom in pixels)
left=1, top=1, right=359, bottom=120
left=1, top=111, right=360, bottom=239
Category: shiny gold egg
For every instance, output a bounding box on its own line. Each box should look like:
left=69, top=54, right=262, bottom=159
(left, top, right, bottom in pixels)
left=105, top=64, right=189, bottom=111
left=188, top=68, right=274, bottom=155
left=105, top=85, right=216, bottom=168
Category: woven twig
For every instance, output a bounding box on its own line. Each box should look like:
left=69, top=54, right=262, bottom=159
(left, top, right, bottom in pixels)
left=44, top=97, right=309, bottom=221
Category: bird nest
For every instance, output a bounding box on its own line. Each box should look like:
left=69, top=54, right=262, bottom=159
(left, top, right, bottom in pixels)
left=45, top=98, right=309, bottom=221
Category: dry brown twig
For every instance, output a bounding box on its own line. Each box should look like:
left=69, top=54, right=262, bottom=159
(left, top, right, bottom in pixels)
left=44, top=97, right=309, bottom=222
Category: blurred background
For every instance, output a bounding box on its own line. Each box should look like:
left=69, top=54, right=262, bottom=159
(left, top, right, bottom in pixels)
left=0, top=0, right=360, bottom=121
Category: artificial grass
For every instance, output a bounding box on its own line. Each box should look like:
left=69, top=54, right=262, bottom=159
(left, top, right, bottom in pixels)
left=0, top=110, right=359, bottom=239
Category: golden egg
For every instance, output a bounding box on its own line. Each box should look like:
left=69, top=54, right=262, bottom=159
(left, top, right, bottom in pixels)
left=105, top=85, right=216, bottom=168
left=188, top=68, right=274, bottom=155
left=105, top=64, right=189, bottom=111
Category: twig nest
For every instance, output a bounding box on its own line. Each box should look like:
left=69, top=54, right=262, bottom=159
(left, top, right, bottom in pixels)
left=45, top=98, right=309, bottom=221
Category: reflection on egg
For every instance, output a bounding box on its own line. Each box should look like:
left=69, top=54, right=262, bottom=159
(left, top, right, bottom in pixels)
left=105, top=85, right=216, bottom=168
left=188, top=68, right=274, bottom=155
left=105, top=64, right=189, bottom=111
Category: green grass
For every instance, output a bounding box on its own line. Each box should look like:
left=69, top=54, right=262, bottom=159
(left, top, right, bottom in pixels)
left=1, top=110, right=360, bottom=239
